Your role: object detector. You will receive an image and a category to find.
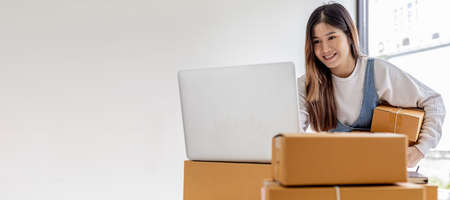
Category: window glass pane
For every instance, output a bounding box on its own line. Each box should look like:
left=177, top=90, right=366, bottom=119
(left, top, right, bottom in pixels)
left=368, top=0, right=450, bottom=191
left=369, top=0, right=450, bottom=57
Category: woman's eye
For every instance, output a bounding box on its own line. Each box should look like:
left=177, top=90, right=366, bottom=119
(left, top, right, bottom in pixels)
left=313, top=40, right=320, bottom=44
left=328, top=36, right=336, bottom=40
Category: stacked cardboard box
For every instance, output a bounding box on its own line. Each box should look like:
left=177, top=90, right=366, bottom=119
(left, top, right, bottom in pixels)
left=371, top=105, right=424, bottom=146
left=272, top=133, right=407, bottom=185
left=183, top=128, right=437, bottom=200
left=264, top=133, right=437, bottom=200
left=183, top=161, right=271, bottom=200
left=424, top=185, right=438, bottom=200
left=262, top=181, right=425, bottom=200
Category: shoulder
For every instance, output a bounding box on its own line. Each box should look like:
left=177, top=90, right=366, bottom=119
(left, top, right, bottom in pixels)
left=362, top=56, right=393, bottom=69
left=370, top=57, right=401, bottom=70
left=368, top=57, right=406, bottom=77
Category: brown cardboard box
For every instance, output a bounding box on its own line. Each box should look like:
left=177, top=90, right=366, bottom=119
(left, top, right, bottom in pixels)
left=371, top=105, right=424, bottom=144
left=424, top=185, right=438, bottom=200
left=183, top=160, right=271, bottom=200
left=262, top=180, right=425, bottom=200
left=272, top=133, right=408, bottom=186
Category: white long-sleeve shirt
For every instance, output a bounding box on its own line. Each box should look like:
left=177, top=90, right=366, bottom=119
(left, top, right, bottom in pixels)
left=297, top=56, right=446, bottom=155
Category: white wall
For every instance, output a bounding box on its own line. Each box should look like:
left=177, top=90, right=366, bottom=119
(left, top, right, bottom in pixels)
left=0, top=0, right=355, bottom=199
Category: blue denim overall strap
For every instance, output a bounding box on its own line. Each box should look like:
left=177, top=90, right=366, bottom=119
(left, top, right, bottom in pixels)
left=330, top=58, right=378, bottom=132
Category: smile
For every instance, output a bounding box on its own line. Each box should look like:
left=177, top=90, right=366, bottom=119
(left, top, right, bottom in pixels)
left=323, top=52, right=337, bottom=61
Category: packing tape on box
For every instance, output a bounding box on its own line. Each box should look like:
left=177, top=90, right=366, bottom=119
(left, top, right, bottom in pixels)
left=261, top=187, right=266, bottom=200
left=334, top=186, right=341, bottom=200
left=393, top=108, right=402, bottom=133
left=263, top=184, right=342, bottom=200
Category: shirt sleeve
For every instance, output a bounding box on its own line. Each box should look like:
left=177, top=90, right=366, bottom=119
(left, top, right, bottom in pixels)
left=373, top=58, right=446, bottom=155
left=297, top=75, right=310, bottom=132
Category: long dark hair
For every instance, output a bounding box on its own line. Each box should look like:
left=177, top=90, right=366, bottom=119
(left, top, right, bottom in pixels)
left=304, top=3, right=360, bottom=131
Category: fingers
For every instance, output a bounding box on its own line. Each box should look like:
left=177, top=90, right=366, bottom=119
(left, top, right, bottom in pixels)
left=407, top=146, right=424, bottom=168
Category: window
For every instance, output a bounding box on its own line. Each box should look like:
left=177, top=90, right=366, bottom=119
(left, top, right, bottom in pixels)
left=361, top=0, right=450, bottom=193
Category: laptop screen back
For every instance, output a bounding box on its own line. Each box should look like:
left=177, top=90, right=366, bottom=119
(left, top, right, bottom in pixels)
left=178, top=62, right=299, bottom=163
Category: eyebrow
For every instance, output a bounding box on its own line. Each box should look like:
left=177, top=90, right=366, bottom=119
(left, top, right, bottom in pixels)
left=313, top=31, right=337, bottom=39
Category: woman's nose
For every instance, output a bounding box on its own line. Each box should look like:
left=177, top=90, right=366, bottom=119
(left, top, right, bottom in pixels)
left=321, top=42, right=331, bottom=53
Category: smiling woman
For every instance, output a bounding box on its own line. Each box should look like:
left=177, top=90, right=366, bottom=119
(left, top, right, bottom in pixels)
left=297, top=3, right=446, bottom=168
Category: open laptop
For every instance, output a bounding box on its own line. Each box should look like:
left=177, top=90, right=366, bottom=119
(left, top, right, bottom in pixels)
left=178, top=62, right=299, bottom=163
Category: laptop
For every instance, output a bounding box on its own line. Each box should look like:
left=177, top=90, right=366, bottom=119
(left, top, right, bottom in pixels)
left=178, top=62, right=299, bottom=163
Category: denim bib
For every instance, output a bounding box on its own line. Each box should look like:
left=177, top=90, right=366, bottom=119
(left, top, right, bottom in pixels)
left=330, top=58, right=378, bottom=132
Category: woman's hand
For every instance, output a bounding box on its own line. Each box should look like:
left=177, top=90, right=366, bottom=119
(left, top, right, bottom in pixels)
left=407, top=146, right=424, bottom=168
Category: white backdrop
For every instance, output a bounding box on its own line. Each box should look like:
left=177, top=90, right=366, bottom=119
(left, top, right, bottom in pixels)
left=0, top=0, right=355, bottom=199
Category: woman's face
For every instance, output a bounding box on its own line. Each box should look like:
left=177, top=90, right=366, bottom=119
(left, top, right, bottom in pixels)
left=312, top=22, right=353, bottom=71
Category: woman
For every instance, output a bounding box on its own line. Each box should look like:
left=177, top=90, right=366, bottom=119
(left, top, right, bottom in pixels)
left=298, top=3, right=446, bottom=167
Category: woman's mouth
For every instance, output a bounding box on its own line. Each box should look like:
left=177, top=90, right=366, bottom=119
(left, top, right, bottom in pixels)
left=323, top=53, right=337, bottom=61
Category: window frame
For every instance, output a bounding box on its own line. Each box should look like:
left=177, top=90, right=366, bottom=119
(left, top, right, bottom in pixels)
left=357, top=0, right=369, bottom=55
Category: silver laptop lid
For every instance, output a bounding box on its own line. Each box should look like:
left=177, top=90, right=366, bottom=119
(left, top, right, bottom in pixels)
left=178, top=62, right=299, bottom=163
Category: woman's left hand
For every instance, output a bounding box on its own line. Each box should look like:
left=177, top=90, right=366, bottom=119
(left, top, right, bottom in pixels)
left=407, top=146, right=424, bottom=168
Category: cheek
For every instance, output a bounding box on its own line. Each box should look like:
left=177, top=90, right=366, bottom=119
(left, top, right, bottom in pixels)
left=313, top=46, right=321, bottom=57
left=337, top=39, right=351, bottom=54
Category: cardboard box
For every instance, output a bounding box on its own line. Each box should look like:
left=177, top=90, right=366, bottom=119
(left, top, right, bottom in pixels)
left=183, top=160, right=271, bottom=200
left=262, top=180, right=425, bottom=200
left=272, top=133, right=408, bottom=186
left=371, top=105, right=424, bottom=144
left=424, top=185, right=438, bottom=200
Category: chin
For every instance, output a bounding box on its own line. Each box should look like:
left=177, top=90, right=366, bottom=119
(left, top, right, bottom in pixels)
left=322, top=62, right=338, bottom=69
